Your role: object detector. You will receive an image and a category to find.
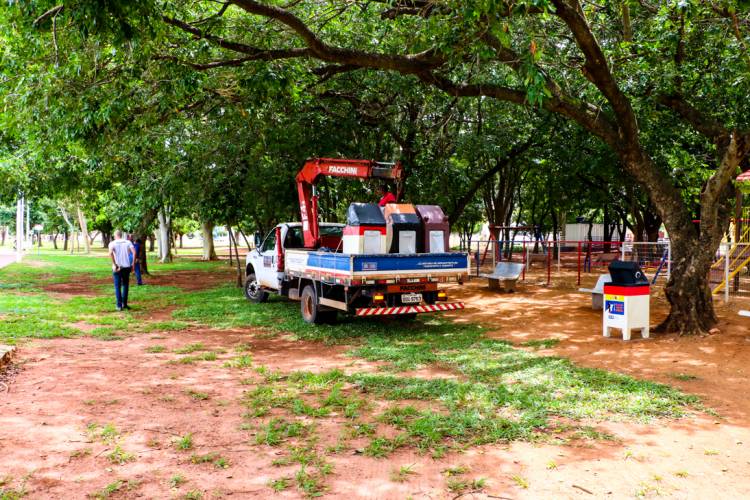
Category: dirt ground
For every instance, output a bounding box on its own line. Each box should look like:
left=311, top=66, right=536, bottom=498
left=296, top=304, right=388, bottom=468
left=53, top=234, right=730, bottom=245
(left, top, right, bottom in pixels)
left=2, top=272, right=750, bottom=499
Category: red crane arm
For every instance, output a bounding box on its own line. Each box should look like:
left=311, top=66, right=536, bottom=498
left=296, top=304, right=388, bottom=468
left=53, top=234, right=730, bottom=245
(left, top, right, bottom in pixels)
left=296, top=158, right=403, bottom=248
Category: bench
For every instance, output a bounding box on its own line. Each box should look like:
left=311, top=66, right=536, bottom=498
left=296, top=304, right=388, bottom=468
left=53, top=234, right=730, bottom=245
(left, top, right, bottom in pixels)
left=578, top=273, right=611, bottom=310
left=594, top=252, right=620, bottom=265
left=480, top=262, right=525, bottom=292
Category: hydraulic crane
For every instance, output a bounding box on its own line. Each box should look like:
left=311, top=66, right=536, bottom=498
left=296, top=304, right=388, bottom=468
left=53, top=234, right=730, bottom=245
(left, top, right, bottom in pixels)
left=296, top=158, right=403, bottom=248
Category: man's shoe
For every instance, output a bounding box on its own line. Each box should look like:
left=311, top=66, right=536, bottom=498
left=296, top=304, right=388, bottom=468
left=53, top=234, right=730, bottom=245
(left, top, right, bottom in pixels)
left=123, top=305, right=131, bottom=310
left=116, top=306, right=123, bottom=311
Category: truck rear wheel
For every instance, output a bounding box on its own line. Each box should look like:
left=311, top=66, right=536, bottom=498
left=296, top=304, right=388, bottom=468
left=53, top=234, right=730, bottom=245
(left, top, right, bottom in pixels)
left=244, top=272, right=268, bottom=303
left=300, top=285, right=336, bottom=324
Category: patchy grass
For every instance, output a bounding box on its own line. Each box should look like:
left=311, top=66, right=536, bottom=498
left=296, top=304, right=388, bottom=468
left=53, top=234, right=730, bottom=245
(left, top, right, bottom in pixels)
left=190, top=452, right=229, bottom=469
left=185, top=390, right=210, bottom=401
left=174, top=433, right=194, bottom=451
left=169, top=474, right=187, bottom=488
left=174, top=343, right=206, bottom=354
left=0, top=253, right=222, bottom=344
left=521, top=338, right=561, bottom=349
left=0, top=251, right=705, bottom=498
left=106, top=445, right=136, bottom=465
left=390, top=464, right=417, bottom=483
left=90, top=480, right=124, bottom=499
left=669, top=373, right=699, bottom=381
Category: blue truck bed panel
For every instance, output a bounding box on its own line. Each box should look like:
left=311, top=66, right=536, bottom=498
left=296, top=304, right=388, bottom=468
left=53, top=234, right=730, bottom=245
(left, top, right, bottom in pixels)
left=286, top=250, right=469, bottom=281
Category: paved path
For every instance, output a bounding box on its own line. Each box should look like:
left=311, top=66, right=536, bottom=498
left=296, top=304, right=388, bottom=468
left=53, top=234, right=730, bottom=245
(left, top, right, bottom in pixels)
left=0, top=251, right=17, bottom=270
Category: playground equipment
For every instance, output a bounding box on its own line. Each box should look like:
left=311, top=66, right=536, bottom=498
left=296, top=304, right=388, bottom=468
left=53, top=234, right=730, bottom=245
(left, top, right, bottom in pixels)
left=603, top=261, right=650, bottom=341
left=711, top=173, right=750, bottom=295
left=481, top=262, right=525, bottom=292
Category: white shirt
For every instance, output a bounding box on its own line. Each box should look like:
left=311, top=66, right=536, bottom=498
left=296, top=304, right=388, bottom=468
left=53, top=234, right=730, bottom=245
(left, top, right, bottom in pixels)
left=109, top=239, right=135, bottom=268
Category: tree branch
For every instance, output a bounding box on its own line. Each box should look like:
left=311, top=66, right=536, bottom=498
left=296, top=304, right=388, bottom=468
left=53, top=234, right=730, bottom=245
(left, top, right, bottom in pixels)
left=33, top=5, right=64, bottom=26
left=228, top=0, right=444, bottom=72
left=658, top=93, right=729, bottom=144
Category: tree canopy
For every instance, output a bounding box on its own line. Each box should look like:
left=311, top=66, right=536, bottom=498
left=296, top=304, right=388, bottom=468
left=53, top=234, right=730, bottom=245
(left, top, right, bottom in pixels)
left=2, top=0, right=749, bottom=334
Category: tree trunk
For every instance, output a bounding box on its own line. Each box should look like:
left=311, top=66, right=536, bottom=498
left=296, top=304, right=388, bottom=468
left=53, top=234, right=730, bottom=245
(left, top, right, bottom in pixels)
left=228, top=226, right=243, bottom=287
left=76, top=204, right=91, bottom=254
left=658, top=242, right=717, bottom=333
left=52, top=231, right=58, bottom=250
left=227, top=226, right=234, bottom=266
left=179, top=234, right=184, bottom=248
left=63, top=230, right=69, bottom=251
left=148, top=234, right=155, bottom=252
left=201, top=221, right=218, bottom=261
left=157, top=208, right=173, bottom=263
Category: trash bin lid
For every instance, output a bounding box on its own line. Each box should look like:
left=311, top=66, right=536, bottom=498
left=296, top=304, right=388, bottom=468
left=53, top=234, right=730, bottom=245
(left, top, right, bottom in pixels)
left=607, top=260, right=649, bottom=286
left=347, top=203, right=386, bottom=226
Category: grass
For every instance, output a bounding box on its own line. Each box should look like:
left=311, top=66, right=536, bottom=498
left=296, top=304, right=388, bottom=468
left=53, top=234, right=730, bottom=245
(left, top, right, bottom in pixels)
left=174, top=433, right=194, bottom=451
left=174, top=343, right=206, bottom=354
left=186, top=390, right=210, bottom=401
left=169, top=474, right=187, bottom=488
left=0, top=252, right=222, bottom=344
left=511, top=474, right=529, bottom=489
left=190, top=452, right=229, bottom=469
left=90, top=480, right=123, bottom=499
left=521, top=338, right=560, bottom=349
left=269, top=477, right=291, bottom=492
left=390, top=464, right=417, bottom=482
left=0, top=251, right=705, bottom=497
left=669, top=372, right=699, bottom=381
left=0, top=476, right=27, bottom=500
left=106, top=445, right=136, bottom=465
left=223, top=354, right=253, bottom=368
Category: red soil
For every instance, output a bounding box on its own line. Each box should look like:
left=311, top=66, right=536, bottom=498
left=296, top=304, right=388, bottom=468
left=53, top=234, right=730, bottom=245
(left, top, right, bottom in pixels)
left=1, top=274, right=750, bottom=498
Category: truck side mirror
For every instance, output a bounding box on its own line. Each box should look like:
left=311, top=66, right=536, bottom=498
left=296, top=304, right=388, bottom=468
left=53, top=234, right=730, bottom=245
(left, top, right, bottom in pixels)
left=254, top=231, right=262, bottom=249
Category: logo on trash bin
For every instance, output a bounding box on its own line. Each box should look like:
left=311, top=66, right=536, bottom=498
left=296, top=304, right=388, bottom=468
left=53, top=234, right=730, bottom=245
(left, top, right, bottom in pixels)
left=605, top=300, right=624, bottom=315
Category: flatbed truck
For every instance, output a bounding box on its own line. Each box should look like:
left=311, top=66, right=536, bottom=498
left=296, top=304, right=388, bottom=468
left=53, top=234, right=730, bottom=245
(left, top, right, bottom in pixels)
left=244, top=158, right=469, bottom=323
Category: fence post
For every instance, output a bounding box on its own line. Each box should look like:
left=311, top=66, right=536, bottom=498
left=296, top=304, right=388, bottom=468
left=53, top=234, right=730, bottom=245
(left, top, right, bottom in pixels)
left=522, top=246, right=527, bottom=281
left=577, top=241, right=581, bottom=286
left=557, top=240, right=561, bottom=271
left=725, top=241, right=730, bottom=304
left=621, top=242, right=626, bottom=261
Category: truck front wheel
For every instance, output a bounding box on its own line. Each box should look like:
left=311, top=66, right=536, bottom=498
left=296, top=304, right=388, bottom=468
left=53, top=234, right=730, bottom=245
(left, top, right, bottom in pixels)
left=244, top=272, right=268, bottom=303
left=301, top=285, right=336, bottom=324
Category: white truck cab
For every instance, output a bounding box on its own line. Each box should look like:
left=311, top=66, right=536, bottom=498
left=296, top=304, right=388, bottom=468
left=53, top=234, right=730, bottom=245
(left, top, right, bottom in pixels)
left=244, top=223, right=344, bottom=302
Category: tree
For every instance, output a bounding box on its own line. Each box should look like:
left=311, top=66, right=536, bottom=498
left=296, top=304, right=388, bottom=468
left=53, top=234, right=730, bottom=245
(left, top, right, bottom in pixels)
left=5, top=1, right=750, bottom=334
left=137, top=0, right=749, bottom=334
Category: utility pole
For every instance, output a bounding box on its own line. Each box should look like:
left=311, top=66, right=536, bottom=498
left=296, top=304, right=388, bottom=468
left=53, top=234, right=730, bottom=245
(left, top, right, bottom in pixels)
left=15, top=195, right=23, bottom=263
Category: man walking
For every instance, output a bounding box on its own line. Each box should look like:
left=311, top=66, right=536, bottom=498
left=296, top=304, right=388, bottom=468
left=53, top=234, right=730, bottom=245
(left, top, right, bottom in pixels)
left=108, top=230, right=137, bottom=311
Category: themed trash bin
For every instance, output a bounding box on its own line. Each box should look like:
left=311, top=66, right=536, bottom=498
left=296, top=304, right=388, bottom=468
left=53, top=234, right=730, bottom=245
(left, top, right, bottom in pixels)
left=383, top=204, right=422, bottom=254
left=603, top=261, right=650, bottom=341
left=415, top=205, right=450, bottom=253
left=343, top=203, right=387, bottom=254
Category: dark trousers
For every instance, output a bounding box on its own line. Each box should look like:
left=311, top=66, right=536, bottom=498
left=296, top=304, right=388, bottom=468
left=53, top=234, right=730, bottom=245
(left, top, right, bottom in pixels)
left=113, top=267, right=131, bottom=308
left=134, top=262, right=143, bottom=285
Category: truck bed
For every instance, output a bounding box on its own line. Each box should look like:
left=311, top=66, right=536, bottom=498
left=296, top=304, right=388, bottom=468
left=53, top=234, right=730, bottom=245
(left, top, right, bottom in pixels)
left=285, top=250, right=469, bottom=285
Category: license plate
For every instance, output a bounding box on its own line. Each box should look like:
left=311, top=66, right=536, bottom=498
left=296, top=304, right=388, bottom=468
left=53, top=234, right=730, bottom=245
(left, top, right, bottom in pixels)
left=401, top=293, right=422, bottom=304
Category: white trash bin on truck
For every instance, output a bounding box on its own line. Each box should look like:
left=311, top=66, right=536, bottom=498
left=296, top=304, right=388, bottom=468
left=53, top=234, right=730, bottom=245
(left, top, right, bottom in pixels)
left=603, top=261, right=650, bottom=341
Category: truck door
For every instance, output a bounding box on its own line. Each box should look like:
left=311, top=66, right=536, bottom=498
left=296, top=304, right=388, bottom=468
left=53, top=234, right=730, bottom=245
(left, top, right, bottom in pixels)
left=257, top=228, right=281, bottom=288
